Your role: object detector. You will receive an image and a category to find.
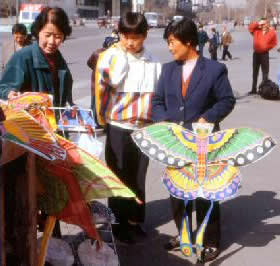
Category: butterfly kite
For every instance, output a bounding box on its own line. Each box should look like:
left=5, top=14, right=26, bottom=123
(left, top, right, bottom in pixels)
left=131, top=122, right=276, bottom=260
left=0, top=92, right=137, bottom=266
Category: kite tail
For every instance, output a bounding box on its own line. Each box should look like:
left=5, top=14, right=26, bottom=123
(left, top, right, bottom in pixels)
left=195, top=200, right=214, bottom=259
left=180, top=199, right=193, bottom=256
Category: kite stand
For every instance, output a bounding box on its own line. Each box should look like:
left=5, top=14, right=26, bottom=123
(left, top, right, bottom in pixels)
left=45, top=107, right=119, bottom=265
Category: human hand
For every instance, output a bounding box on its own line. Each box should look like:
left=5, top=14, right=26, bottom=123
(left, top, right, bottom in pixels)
left=197, top=117, right=208, bottom=123
left=7, top=91, right=21, bottom=100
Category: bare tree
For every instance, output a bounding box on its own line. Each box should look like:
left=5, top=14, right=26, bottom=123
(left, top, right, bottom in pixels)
left=246, top=0, right=278, bottom=19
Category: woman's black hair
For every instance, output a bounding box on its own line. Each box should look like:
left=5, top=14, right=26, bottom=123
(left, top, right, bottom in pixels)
left=31, top=7, right=72, bottom=40
left=12, top=23, right=27, bottom=35
left=118, top=12, right=148, bottom=35
left=164, top=17, right=198, bottom=47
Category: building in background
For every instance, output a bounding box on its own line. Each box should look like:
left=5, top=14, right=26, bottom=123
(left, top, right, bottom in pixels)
left=75, top=0, right=132, bottom=18
left=76, top=0, right=102, bottom=18
left=14, top=0, right=77, bottom=17
left=112, top=0, right=132, bottom=17
left=4, top=0, right=134, bottom=20
left=177, top=0, right=192, bottom=16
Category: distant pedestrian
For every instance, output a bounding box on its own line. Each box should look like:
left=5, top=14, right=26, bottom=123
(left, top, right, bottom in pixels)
left=1, top=23, right=31, bottom=71
left=208, top=28, right=219, bottom=61
left=198, top=24, right=209, bottom=56
left=248, top=18, right=277, bottom=95
left=221, top=26, right=233, bottom=61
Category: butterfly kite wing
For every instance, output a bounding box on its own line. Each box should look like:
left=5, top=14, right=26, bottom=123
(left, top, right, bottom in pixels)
left=207, top=127, right=276, bottom=167
left=202, top=163, right=241, bottom=201
left=1, top=108, right=65, bottom=160
left=74, top=147, right=137, bottom=200
left=164, top=165, right=200, bottom=200
left=131, top=122, right=198, bottom=168
left=53, top=135, right=136, bottom=200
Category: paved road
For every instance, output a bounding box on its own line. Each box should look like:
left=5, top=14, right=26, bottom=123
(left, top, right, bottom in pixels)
left=1, top=26, right=280, bottom=265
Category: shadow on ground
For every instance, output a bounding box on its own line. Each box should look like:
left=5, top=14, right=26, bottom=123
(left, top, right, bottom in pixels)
left=117, top=198, right=199, bottom=266
left=221, top=190, right=280, bottom=250
left=208, top=190, right=280, bottom=265
left=117, top=191, right=280, bottom=266
left=117, top=232, right=199, bottom=266
left=145, top=197, right=173, bottom=228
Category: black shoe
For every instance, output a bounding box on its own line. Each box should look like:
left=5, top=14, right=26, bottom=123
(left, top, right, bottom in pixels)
left=198, top=247, right=220, bottom=263
left=164, top=235, right=180, bottom=251
left=112, top=224, right=135, bottom=245
left=248, top=90, right=257, bottom=95
left=127, top=223, right=147, bottom=238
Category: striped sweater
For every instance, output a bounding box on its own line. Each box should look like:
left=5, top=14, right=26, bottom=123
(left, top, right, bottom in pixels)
left=95, top=44, right=161, bottom=130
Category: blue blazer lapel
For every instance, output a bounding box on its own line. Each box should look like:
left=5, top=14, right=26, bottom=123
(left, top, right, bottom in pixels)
left=171, top=61, right=183, bottom=103
left=186, top=56, right=205, bottom=99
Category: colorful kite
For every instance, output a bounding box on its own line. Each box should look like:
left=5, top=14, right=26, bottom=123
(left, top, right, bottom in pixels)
left=0, top=99, right=65, bottom=161
left=131, top=122, right=276, bottom=260
left=0, top=93, right=137, bottom=265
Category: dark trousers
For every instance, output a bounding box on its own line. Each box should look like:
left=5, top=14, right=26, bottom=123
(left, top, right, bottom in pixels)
left=170, top=196, right=220, bottom=248
left=106, top=124, right=149, bottom=224
left=199, top=44, right=205, bottom=56
left=210, top=48, right=218, bottom=61
left=252, top=51, right=269, bottom=92
left=222, top=45, right=232, bottom=60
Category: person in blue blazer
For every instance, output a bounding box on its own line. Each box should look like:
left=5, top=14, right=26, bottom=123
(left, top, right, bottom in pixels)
left=152, top=18, right=236, bottom=263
